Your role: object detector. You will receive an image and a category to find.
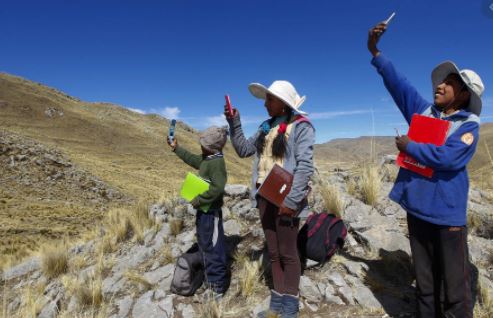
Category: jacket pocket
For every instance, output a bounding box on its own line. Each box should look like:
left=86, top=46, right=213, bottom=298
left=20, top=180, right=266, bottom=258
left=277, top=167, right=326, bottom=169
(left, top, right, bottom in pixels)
left=436, top=180, right=457, bottom=209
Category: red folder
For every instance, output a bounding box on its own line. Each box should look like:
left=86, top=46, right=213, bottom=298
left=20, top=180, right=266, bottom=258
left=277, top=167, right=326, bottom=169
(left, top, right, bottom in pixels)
left=396, top=114, right=451, bottom=178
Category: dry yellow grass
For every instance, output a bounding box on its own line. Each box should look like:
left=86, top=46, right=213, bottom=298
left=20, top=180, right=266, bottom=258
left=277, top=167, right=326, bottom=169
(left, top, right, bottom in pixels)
left=162, top=243, right=174, bottom=265
left=474, top=279, right=493, bottom=318
left=169, top=218, right=184, bottom=237
left=360, top=165, right=382, bottom=207
left=40, top=243, right=69, bottom=279
left=0, top=72, right=252, bottom=267
left=62, top=275, right=103, bottom=310
left=238, top=259, right=263, bottom=297
left=123, top=271, right=153, bottom=291
left=320, top=182, right=345, bottom=217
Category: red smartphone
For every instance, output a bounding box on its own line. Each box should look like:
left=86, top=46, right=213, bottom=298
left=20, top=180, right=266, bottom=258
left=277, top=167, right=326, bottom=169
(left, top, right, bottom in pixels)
left=225, top=95, right=234, bottom=118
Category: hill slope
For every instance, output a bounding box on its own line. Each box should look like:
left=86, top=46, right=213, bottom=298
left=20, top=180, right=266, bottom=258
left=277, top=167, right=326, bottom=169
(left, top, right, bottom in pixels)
left=0, top=72, right=252, bottom=264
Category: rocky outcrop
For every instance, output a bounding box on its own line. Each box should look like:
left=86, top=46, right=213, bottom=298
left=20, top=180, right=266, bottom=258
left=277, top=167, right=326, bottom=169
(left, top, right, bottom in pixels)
left=2, top=168, right=493, bottom=317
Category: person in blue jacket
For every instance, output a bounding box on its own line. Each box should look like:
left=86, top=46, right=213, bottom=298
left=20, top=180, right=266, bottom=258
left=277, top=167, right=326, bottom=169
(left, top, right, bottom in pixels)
left=368, top=21, right=485, bottom=318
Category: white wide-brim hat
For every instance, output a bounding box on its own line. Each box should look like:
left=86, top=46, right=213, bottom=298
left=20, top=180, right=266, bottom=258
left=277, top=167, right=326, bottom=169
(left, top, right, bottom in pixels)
left=248, top=80, right=307, bottom=115
left=431, top=61, right=484, bottom=116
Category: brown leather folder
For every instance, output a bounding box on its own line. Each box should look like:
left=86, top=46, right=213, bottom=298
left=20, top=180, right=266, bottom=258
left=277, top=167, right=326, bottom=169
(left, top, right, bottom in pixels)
left=257, top=164, right=293, bottom=207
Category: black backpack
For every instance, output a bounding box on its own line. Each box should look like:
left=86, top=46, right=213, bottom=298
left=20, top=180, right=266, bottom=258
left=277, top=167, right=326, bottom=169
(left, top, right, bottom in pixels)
left=298, top=213, right=347, bottom=264
left=170, top=244, right=205, bottom=296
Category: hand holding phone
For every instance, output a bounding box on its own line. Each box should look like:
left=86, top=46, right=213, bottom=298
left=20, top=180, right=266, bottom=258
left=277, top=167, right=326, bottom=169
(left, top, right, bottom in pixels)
left=225, top=95, right=234, bottom=118
left=383, top=12, right=396, bottom=25
left=168, top=119, right=176, bottom=143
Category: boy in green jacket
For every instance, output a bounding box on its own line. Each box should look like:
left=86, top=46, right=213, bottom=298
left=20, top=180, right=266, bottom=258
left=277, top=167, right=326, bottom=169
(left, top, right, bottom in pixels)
left=167, top=126, right=229, bottom=297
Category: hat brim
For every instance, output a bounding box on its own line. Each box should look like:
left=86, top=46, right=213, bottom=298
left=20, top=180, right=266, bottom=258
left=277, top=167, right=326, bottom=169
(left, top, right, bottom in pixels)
left=431, top=61, right=482, bottom=116
left=248, top=83, right=308, bottom=115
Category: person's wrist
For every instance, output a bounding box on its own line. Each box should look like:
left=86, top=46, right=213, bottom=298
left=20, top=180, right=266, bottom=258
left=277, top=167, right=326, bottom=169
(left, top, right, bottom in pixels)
left=371, top=49, right=381, bottom=57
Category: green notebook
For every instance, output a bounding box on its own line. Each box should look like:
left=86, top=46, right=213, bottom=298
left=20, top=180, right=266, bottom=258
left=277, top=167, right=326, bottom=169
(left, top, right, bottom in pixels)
left=180, top=172, right=211, bottom=212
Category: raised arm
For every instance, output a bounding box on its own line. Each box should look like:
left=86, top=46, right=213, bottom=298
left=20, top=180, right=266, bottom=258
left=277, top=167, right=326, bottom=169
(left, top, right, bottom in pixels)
left=225, top=106, right=259, bottom=158
left=368, top=22, right=430, bottom=123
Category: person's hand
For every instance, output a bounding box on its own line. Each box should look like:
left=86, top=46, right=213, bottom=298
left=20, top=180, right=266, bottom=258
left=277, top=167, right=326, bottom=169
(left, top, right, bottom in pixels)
left=368, top=22, right=387, bottom=57
left=167, top=137, right=178, bottom=151
left=223, top=104, right=239, bottom=120
left=395, top=135, right=410, bottom=152
left=278, top=204, right=297, bottom=218
left=190, top=197, right=200, bottom=209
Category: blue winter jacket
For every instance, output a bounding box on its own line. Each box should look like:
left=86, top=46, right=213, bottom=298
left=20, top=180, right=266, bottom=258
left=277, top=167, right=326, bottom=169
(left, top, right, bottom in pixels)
left=372, top=54, right=480, bottom=226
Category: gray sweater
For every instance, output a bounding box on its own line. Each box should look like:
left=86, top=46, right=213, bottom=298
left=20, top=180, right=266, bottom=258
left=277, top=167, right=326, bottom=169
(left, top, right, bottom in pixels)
left=227, top=114, right=315, bottom=215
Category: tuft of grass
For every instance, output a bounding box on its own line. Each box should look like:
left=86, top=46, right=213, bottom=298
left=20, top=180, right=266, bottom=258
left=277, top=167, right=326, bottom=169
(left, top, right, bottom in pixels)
left=128, top=201, right=155, bottom=244
left=320, top=182, right=345, bottom=217
left=474, top=279, right=493, bottom=318
left=162, top=243, right=174, bottom=265
left=16, top=286, right=44, bottom=318
left=169, top=218, right=184, bottom=237
left=62, top=275, right=103, bottom=310
left=360, top=165, right=382, bottom=207
left=123, top=270, right=154, bottom=291
left=40, top=243, right=69, bottom=279
left=238, top=258, right=263, bottom=298
left=346, top=178, right=357, bottom=197
left=70, top=255, right=88, bottom=273
left=105, top=208, right=132, bottom=243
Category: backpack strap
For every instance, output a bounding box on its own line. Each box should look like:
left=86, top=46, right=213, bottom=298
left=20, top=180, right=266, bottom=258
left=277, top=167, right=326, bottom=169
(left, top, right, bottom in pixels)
left=324, top=217, right=342, bottom=245
left=307, top=213, right=329, bottom=238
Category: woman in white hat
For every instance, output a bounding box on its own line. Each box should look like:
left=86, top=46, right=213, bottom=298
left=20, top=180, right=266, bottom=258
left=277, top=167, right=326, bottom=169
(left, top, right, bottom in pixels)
left=368, top=21, right=484, bottom=318
left=225, top=80, right=315, bottom=318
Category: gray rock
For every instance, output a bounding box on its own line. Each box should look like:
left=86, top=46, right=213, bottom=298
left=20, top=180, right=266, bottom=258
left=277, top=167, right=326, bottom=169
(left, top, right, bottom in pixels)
left=149, top=204, right=167, bottom=220
left=342, top=260, right=369, bottom=278
left=177, top=230, right=196, bottom=245
left=38, top=300, right=59, bottom=318
left=300, top=276, right=323, bottom=302
left=223, top=219, right=241, bottom=236
left=102, top=274, right=126, bottom=296
left=158, top=274, right=174, bottom=292
left=352, top=284, right=382, bottom=309
left=7, top=297, right=21, bottom=313
left=354, top=227, right=411, bottom=255
left=3, top=258, right=40, bottom=280
left=115, top=296, right=133, bottom=318
left=338, top=286, right=355, bottom=305
left=326, top=271, right=346, bottom=287
left=143, top=264, right=175, bottom=285
left=222, top=206, right=232, bottom=220
left=232, top=199, right=252, bottom=216
left=132, top=291, right=172, bottom=318
left=251, top=227, right=264, bottom=239
left=225, top=184, right=249, bottom=198
left=180, top=303, right=196, bottom=318
left=154, top=289, right=166, bottom=300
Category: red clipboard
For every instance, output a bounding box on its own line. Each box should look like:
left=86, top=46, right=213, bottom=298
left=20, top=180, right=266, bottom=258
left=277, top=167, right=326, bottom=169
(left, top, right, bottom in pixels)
left=397, top=114, right=451, bottom=178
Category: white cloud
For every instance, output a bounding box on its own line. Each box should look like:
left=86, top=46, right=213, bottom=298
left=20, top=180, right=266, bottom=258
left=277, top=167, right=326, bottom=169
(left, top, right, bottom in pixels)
left=160, top=107, right=181, bottom=119
left=128, top=107, right=146, bottom=114
left=205, top=114, right=228, bottom=127
left=309, top=110, right=372, bottom=120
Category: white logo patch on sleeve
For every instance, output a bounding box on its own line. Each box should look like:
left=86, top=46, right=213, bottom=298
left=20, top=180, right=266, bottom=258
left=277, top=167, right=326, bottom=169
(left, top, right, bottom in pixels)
left=461, top=132, right=474, bottom=145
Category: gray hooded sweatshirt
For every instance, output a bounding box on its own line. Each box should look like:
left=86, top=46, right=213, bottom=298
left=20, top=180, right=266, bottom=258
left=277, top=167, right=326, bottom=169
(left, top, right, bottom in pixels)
left=227, top=114, right=315, bottom=216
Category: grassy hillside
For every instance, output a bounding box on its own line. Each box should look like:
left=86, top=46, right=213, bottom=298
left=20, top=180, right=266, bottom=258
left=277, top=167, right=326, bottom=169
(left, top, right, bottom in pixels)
left=314, top=126, right=493, bottom=191
left=0, top=72, right=252, bottom=265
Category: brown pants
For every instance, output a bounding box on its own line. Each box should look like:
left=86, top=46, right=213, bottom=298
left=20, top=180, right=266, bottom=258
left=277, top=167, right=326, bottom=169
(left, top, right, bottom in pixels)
left=257, top=196, right=300, bottom=296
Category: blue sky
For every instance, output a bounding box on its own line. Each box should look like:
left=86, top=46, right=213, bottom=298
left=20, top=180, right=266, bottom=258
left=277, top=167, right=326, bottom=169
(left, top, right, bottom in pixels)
left=1, top=0, right=492, bottom=143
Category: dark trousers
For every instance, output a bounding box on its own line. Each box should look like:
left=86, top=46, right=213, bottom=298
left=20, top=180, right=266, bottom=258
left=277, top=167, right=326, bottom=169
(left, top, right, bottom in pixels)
left=407, top=214, right=472, bottom=318
left=258, top=197, right=300, bottom=296
left=195, top=208, right=227, bottom=293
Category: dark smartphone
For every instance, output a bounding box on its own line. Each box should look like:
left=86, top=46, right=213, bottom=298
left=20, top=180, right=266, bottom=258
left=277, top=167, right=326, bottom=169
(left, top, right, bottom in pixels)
left=168, top=119, right=176, bottom=143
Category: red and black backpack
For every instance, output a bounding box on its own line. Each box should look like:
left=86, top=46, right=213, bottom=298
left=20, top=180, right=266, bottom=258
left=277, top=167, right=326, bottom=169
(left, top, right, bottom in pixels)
left=298, top=213, right=347, bottom=264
